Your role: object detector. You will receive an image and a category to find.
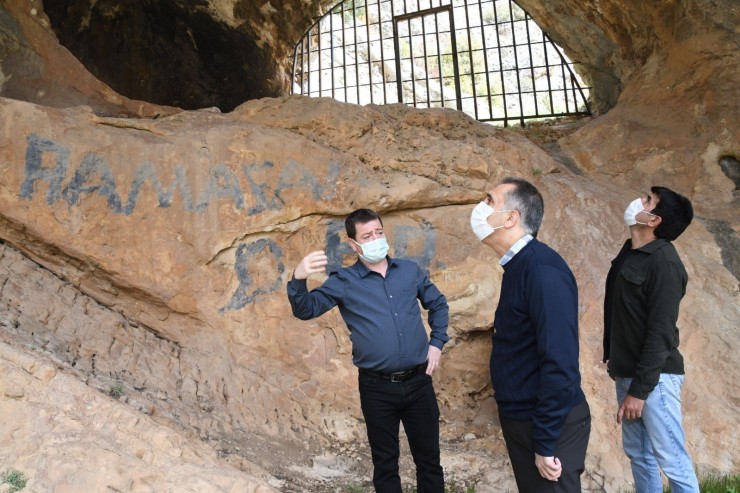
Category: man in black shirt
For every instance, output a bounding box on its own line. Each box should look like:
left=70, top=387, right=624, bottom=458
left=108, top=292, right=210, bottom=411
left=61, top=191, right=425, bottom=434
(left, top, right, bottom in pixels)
left=604, top=186, right=699, bottom=493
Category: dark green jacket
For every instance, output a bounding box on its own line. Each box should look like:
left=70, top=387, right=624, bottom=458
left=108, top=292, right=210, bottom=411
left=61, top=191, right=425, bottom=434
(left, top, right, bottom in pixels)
left=603, top=238, right=687, bottom=400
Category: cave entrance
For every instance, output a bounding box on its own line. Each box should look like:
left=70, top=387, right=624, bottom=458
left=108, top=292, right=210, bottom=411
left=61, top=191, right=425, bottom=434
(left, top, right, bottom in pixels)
left=292, top=0, right=591, bottom=126
left=393, top=6, right=463, bottom=111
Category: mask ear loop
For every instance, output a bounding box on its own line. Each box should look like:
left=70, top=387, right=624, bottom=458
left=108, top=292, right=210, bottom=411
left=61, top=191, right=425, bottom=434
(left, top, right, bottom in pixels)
left=496, top=209, right=515, bottom=226
left=636, top=210, right=660, bottom=226
left=485, top=210, right=515, bottom=236
left=349, top=238, right=362, bottom=254
left=505, top=209, right=516, bottom=223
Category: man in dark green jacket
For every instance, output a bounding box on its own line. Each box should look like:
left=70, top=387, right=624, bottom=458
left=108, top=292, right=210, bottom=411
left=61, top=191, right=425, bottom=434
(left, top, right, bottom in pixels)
left=603, top=186, right=699, bottom=493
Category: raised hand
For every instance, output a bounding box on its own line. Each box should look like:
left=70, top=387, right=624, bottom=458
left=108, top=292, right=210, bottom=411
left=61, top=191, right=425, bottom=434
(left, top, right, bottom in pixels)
left=293, top=250, right=328, bottom=280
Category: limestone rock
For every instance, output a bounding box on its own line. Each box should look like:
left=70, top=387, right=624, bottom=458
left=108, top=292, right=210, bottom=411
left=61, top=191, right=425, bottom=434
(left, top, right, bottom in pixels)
left=0, top=341, right=278, bottom=492
left=0, top=0, right=738, bottom=491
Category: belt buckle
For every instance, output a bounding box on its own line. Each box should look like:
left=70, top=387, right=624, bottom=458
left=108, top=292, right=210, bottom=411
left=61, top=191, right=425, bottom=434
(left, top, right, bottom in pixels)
left=390, top=371, right=406, bottom=383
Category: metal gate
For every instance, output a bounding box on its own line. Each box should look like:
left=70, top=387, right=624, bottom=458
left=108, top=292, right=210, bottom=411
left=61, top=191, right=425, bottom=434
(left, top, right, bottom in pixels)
left=393, top=6, right=462, bottom=110
left=292, top=0, right=590, bottom=126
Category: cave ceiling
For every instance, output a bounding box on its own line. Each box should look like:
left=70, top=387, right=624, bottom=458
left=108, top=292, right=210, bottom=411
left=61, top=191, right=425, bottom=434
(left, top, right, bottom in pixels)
left=41, top=0, right=737, bottom=113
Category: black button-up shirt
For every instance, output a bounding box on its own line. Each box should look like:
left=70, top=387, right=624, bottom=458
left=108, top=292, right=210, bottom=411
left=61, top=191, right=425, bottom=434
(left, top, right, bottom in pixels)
left=287, top=257, right=449, bottom=373
left=604, top=238, right=687, bottom=399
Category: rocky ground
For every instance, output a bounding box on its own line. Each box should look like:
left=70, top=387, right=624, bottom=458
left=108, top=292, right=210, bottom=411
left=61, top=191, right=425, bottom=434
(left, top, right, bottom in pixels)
left=246, top=433, right=499, bottom=493
left=192, top=389, right=508, bottom=492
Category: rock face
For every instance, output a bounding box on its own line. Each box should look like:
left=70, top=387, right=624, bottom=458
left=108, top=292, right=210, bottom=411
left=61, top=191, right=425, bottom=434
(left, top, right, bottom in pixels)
left=517, top=0, right=740, bottom=112
left=0, top=0, right=738, bottom=492
left=0, top=0, right=179, bottom=117
left=42, top=0, right=285, bottom=112
left=0, top=337, right=278, bottom=493
left=33, top=0, right=739, bottom=114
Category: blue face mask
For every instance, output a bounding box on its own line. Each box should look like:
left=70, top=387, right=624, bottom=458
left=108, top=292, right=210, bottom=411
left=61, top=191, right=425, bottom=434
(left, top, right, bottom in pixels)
left=354, top=237, right=389, bottom=264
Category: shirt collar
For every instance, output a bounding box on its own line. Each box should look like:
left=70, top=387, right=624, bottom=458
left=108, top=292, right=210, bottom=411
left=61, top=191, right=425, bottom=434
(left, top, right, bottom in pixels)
left=633, top=238, right=669, bottom=254
left=354, top=255, right=395, bottom=277
left=500, top=234, right=534, bottom=266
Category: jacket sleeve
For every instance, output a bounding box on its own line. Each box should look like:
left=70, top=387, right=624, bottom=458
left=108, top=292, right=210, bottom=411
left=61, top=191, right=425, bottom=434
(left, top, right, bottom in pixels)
left=628, top=258, right=686, bottom=399
left=416, top=268, right=450, bottom=350
left=286, top=272, right=343, bottom=320
left=529, top=265, right=581, bottom=456
left=603, top=239, right=632, bottom=363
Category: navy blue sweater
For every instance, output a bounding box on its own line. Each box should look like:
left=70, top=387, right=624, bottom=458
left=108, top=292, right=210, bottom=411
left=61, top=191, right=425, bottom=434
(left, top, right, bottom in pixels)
left=490, top=239, right=586, bottom=456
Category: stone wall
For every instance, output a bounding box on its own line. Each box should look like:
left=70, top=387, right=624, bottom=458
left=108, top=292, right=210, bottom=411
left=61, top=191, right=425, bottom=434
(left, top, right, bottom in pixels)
left=0, top=0, right=738, bottom=491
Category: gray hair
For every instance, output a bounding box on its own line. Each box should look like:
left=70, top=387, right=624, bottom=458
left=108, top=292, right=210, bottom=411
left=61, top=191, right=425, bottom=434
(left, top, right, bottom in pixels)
left=500, top=177, right=544, bottom=236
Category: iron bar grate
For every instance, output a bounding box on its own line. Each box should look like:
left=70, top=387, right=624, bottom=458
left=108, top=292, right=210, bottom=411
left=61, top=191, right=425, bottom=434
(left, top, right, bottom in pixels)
left=293, top=0, right=590, bottom=126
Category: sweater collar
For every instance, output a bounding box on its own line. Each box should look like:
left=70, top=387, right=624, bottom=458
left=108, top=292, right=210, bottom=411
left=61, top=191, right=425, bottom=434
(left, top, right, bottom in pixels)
left=500, top=234, right=534, bottom=266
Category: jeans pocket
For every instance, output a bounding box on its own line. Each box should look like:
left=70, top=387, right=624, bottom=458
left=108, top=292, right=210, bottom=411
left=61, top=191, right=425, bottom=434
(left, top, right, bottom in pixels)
left=666, top=374, right=684, bottom=402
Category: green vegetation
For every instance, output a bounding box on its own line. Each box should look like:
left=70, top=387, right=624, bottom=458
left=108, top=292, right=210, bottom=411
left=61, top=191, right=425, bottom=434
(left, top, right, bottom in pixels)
left=691, top=473, right=739, bottom=493
left=341, top=473, right=739, bottom=493
left=108, top=382, right=125, bottom=397
left=622, top=473, right=739, bottom=493
left=1, top=469, right=28, bottom=492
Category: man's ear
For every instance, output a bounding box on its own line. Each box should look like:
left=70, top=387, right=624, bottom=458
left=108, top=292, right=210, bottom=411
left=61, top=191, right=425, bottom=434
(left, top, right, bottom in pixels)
left=649, top=215, right=662, bottom=228
left=348, top=239, right=360, bottom=254
left=505, top=209, right=520, bottom=228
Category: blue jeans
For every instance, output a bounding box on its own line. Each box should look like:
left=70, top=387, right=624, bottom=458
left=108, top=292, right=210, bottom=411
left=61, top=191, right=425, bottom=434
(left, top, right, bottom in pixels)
left=615, top=375, right=699, bottom=493
left=358, top=372, right=444, bottom=493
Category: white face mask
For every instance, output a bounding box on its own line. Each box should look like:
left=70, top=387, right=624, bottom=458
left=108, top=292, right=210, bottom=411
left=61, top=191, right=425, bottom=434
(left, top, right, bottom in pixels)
left=470, top=201, right=511, bottom=241
left=353, top=237, right=389, bottom=264
left=624, top=198, right=657, bottom=227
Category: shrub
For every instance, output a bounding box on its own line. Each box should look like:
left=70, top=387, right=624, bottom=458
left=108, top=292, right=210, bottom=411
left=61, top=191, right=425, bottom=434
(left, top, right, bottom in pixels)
left=108, top=383, right=125, bottom=397
left=1, top=469, right=28, bottom=492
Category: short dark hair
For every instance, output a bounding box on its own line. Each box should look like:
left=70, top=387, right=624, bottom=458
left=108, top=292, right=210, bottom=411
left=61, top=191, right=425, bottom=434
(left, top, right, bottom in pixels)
left=651, top=186, right=693, bottom=241
left=500, top=177, right=544, bottom=236
left=345, top=209, right=383, bottom=240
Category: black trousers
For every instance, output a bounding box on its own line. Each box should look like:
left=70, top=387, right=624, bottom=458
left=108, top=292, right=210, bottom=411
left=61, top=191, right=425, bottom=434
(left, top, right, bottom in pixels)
left=499, top=399, right=591, bottom=493
left=358, top=372, right=444, bottom=493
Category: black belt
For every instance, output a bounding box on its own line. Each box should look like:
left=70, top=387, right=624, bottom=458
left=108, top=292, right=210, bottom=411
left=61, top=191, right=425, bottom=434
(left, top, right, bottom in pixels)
left=359, top=362, right=428, bottom=382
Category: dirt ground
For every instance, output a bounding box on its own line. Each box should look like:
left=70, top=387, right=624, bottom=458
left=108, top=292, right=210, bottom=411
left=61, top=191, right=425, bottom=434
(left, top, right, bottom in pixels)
left=254, top=433, right=503, bottom=492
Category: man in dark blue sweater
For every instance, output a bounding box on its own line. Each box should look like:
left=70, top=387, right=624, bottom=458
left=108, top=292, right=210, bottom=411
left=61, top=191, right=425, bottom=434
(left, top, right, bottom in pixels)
left=470, top=177, right=590, bottom=492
